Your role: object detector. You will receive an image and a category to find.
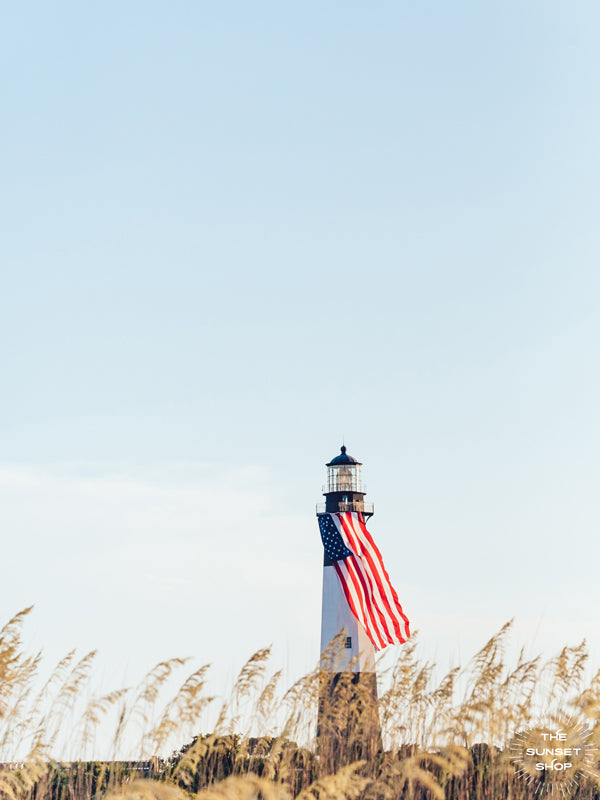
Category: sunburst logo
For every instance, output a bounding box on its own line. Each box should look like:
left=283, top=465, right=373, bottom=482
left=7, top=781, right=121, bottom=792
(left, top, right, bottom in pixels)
left=510, top=714, right=597, bottom=797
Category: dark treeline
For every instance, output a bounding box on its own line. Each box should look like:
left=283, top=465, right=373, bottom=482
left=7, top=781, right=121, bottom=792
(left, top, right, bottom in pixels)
left=20, top=738, right=600, bottom=800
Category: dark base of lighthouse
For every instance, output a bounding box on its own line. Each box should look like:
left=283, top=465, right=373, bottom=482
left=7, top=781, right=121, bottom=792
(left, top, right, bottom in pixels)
left=317, top=671, right=382, bottom=773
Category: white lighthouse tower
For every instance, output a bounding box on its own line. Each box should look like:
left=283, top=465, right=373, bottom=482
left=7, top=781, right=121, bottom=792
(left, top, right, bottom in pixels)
left=316, top=445, right=380, bottom=766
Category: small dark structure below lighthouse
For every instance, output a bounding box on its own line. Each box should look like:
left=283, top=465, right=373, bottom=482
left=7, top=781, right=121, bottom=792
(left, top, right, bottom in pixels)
left=316, top=446, right=381, bottom=772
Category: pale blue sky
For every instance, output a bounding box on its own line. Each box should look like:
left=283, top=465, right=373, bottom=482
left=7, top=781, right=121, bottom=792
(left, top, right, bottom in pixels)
left=2, top=2, right=600, bottom=706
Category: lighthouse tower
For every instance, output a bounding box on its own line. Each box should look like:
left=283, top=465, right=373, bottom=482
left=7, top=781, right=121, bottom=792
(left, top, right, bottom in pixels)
left=318, top=446, right=375, bottom=672
left=316, top=446, right=380, bottom=767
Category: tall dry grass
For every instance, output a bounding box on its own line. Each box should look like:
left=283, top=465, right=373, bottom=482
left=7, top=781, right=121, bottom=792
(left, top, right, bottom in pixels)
left=1, top=609, right=600, bottom=799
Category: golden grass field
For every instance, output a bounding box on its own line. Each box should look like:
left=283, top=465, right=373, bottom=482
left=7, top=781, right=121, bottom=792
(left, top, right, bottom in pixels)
left=2, top=609, right=600, bottom=800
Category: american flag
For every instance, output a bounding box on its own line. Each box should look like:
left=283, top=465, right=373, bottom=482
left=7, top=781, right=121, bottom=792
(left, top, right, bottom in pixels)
left=318, top=512, right=410, bottom=650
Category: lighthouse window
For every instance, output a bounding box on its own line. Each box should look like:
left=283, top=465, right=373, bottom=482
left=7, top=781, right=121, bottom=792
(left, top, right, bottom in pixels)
left=345, top=636, right=352, bottom=649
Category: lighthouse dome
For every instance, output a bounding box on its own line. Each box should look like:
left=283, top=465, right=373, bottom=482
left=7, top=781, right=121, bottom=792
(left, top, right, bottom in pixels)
left=326, top=445, right=362, bottom=467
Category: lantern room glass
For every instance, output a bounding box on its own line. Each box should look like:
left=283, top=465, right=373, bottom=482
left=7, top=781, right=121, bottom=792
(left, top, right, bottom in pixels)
left=327, top=463, right=362, bottom=493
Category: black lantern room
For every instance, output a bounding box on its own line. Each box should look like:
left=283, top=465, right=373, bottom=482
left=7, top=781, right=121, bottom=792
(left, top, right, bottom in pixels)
left=321, top=445, right=374, bottom=518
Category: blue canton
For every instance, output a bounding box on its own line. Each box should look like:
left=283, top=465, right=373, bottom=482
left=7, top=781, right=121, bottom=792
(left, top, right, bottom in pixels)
left=318, top=515, right=354, bottom=562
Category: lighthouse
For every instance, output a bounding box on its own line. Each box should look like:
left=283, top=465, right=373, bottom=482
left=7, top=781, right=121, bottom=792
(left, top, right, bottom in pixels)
left=316, top=446, right=380, bottom=768
left=315, top=446, right=410, bottom=769
left=318, top=446, right=376, bottom=673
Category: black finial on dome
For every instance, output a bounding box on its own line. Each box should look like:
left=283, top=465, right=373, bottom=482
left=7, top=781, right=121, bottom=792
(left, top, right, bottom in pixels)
left=326, top=445, right=362, bottom=467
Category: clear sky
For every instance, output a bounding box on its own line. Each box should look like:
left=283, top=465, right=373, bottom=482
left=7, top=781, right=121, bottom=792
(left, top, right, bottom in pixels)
left=2, top=1, right=600, bottom=708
